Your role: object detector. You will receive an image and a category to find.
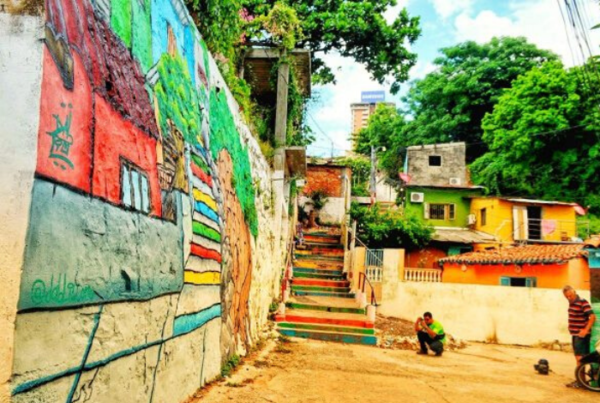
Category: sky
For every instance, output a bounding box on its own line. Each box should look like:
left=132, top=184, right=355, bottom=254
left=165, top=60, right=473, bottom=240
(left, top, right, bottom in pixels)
left=306, top=0, right=600, bottom=157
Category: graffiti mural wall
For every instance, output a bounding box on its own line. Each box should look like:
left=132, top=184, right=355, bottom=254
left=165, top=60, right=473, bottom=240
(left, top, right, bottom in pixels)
left=1, top=0, right=284, bottom=400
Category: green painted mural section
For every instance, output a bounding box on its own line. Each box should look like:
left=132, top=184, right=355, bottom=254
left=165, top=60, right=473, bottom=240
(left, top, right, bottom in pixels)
left=406, top=187, right=481, bottom=227
left=154, top=53, right=202, bottom=145
left=192, top=222, right=222, bottom=243
left=209, top=89, right=258, bottom=237
left=111, top=0, right=132, bottom=48
left=131, top=0, right=152, bottom=72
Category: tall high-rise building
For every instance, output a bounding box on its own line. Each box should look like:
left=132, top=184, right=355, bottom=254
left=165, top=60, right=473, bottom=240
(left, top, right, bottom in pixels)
left=351, top=91, right=395, bottom=133
left=350, top=91, right=395, bottom=150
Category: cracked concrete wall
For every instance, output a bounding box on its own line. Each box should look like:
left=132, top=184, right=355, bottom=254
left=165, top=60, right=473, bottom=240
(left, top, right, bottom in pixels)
left=3, top=0, right=285, bottom=399
left=406, top=142, right=467, bottom=187
left=0, top=13, right=43, bottom=403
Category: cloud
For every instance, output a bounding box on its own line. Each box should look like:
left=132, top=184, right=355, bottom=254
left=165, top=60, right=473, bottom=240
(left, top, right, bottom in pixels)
left=384, top=0, right=409, bottom=24
left=307, top=53, right=389, bottom=156
left=453, top=0, right=600, bottom=67
left=429, top=0, right=473, bottom=19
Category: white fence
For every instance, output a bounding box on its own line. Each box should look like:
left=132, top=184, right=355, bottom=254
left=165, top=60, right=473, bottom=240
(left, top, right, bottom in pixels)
left=404, top=268, right=442, bottom=282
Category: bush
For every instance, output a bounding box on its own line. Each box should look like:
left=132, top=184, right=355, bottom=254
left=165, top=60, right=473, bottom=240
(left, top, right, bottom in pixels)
left=350, top=202, right=433, bottom=250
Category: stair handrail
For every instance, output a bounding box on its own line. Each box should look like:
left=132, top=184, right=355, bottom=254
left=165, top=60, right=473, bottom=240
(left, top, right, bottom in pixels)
left=358, top=272, right=378, bottom=306
left=348, top=221, right=380, bottom=306
left=281, top=222, right=297, bottom=302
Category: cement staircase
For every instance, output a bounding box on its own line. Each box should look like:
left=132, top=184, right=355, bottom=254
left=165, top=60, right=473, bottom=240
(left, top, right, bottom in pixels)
left=276, top=231, right=377, bottom=346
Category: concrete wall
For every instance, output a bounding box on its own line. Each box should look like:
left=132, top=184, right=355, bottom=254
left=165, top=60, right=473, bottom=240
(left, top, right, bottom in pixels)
left=0, top=13, right=44, bottom=403
left=406, top=142, right=467, bottom=187
left=2, top=0, right=285, bottom=400
left=380, top=282, right=590, bottom=345
left=405, top=187, right=480, bottom=227
left=442, top=258, right=590, bottom=290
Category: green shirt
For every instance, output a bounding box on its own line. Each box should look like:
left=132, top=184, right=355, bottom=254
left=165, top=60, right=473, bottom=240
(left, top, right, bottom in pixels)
left=429, top=320, right=446, bottom=343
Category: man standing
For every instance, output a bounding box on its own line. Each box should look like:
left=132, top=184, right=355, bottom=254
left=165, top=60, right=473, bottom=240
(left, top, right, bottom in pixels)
left=414, top=312, right=446, bottom=356
left=563, top=285, right=596, bottom=388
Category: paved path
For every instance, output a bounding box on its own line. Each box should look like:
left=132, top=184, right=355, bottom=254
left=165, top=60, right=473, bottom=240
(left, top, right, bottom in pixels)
left=191, top=337, right=599, bottom=403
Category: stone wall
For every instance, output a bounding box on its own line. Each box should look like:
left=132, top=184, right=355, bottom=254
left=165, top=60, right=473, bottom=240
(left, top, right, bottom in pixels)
left=0, top=0, right=285, bottom=400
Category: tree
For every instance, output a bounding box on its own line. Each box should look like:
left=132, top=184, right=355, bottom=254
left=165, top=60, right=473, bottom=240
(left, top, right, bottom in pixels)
left=350, top=202, right=432, bottom=250
left=188, top=0, right=421, bottom=95
left=353, top=103, right=406, bottom=178
left=402, top=37, right=559, bottom=160
left=470, top=61, right=600, bottom=211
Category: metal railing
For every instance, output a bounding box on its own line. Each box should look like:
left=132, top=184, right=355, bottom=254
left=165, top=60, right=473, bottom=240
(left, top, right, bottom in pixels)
left=354, top=235, right=383, bottom=283
left=499, top=218, right=590, bottom=242
left=358, top=272, right=378, bottom=306
left=348, top=220, right=382, bottom=306
left=404, top=268, right=442, bottom=283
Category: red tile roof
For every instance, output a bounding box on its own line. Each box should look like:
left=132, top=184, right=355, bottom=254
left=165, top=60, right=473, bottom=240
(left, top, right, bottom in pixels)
left=439, top=244, right=587, bottom=266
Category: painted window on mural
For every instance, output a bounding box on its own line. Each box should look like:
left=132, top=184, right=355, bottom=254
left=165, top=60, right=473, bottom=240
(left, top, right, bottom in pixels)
left=121, top=160, right=150, bottom=214
left=428, top=203, right=456, bottom=220
left=500, top=276, right=537, bottom=287
left=481, top=208, right=487, bottom=226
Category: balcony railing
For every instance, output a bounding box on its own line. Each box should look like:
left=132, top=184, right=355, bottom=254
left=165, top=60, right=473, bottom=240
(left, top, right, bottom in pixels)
left=508, top=218, right=590, bottom=242
left=404, top=268, right=442, bottom=283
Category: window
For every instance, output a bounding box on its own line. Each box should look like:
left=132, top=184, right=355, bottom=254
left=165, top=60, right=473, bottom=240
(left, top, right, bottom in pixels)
left=121, top=160, right=150, bottom=214
left=481, top=208, right=487, bottom=226
left=427, top=203, right=456, bottom=220
left=500, top=276, right=537, bottom=287
left=429, top=155, right=442, bottom=166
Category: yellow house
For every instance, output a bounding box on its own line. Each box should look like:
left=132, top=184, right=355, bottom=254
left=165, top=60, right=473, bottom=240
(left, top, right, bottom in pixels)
left=470, top=197, right=579, bottom=245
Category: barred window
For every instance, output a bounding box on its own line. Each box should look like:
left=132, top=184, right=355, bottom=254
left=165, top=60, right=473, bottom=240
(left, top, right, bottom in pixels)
left=428, top=203, right=456, bottom=220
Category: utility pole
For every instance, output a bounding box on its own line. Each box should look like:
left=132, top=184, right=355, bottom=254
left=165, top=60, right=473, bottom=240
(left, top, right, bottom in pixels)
left=369, top=146, right=377, bottom=205
left=369, top=145, right=386, bottom=205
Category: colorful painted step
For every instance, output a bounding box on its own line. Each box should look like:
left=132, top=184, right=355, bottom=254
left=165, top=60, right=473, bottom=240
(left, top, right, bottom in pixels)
left=292, top=285, right=351, bottom=293
left=293, top=290, right=354, bottom=298
left=285, top=302, right=365, bottom=315
left=303, top=234, right=341, bottom=244
left=279, top=312, right=373, bottom=328
left=292, top=278, right=349, bottom=287
left=277, top=322, right=375, bottom=335
left=293, top=272, right=345, bottom=280
left=294, top=259, right=344, bottom=269
left=277, top=328, right=377, bottom=346
left=294, top=253, right=344, bottom=262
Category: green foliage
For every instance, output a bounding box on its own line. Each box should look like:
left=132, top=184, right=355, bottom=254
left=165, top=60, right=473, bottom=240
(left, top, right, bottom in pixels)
left=154, top=53, right=202, bottom=145
left=338, top=156, right=370, bottom=196
left=307, top=189, right=328, bottom=211
left=185, top=0, right=243, bottom=64
left=470, top=61, right=600, bottom=211
left=221, top=354, right=242, bottom=378
left=191, top=0, right=420, bottom=95
left=353, top=103, right=406, bottom=178
left=402, top=37, right=558, bottom=160
left=209, top=89, right=259, bottom=236
left=253, top=2, right=303, bottom=51
left=350, top=202, right=432, bottom=250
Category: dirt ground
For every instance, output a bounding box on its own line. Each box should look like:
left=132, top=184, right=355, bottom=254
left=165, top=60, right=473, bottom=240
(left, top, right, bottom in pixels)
left=189, top=333, right=599, bottom=403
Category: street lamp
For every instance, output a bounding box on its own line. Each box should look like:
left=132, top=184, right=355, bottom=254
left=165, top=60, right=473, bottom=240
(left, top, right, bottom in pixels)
left=369, top=145, right=386, bottom=204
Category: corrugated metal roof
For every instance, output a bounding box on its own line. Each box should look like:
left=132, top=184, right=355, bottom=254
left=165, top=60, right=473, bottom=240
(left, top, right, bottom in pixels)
left=432, top=228, right=496, bottom=244
left=505, top=198, right=576, bottom=206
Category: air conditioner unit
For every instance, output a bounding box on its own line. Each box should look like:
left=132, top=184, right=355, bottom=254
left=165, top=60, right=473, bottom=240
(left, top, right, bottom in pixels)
left=410, top=192, right=424, bottom=203
left=449, top=177, right=461, bottom=186
left=468, top=214, right=477, bottom=225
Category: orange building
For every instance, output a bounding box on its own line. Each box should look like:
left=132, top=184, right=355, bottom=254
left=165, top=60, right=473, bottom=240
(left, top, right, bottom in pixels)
left=439, top=244, right=590, bottom=290
left=469, top=197, right=580, bottom=245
